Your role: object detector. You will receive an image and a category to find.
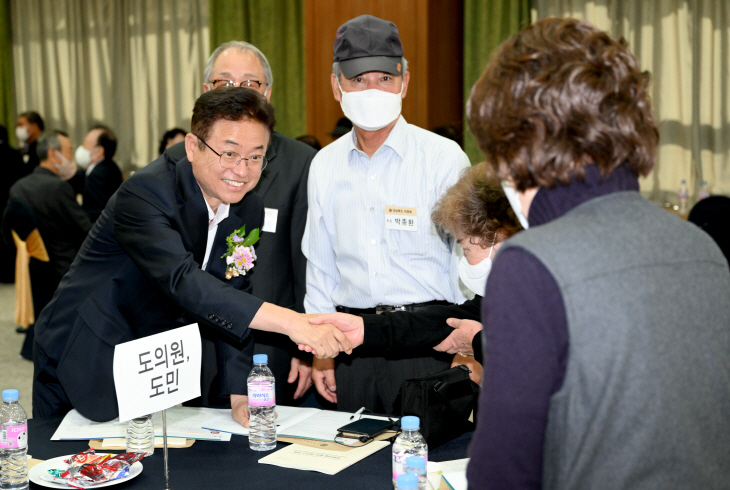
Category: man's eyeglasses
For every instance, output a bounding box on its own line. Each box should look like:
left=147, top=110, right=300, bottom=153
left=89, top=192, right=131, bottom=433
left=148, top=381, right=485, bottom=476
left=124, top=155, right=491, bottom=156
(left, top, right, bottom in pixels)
left=194, top=135, right=268, bottom=172
left=209, top=79, right=265, bottom=90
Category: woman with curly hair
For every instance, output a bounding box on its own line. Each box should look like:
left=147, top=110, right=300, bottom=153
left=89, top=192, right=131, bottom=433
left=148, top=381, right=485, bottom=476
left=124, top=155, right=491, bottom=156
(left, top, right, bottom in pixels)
left=466, top=17, right=730, bottom=489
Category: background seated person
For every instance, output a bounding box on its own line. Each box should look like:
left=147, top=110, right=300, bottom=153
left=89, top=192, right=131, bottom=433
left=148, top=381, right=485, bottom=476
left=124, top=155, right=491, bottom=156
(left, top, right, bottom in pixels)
left=307, top=163, right=522, bottom=390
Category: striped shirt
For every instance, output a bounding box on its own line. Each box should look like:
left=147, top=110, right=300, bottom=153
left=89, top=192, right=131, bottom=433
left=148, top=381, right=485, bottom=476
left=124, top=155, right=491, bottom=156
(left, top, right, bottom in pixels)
left=302, top=116, right=469, bottom=313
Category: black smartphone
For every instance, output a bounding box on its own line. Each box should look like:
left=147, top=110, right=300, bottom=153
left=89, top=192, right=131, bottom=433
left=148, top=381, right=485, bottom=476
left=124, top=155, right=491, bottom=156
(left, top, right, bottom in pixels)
left=336, top=418, right=394, bottom=441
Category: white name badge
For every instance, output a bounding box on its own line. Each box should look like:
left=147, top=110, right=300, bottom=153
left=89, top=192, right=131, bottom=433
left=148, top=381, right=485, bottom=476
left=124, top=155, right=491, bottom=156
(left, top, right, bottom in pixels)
left=262, top=208, right=278, bottom=233
left=385, top=206, right=417, bottom=232
left=113, top=323, right=202, bottom=422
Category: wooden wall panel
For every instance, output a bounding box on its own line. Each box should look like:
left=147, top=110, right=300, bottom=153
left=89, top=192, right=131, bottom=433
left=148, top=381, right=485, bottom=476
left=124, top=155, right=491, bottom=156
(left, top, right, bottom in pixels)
left=304, top=0, right=463, bottom=147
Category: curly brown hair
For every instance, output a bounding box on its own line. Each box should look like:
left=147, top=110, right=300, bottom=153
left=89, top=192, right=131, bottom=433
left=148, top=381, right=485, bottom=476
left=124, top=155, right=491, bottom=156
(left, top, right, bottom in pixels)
left=467, top=18, right=659, bottom=191
left=431, top=163, right=523, bottom=247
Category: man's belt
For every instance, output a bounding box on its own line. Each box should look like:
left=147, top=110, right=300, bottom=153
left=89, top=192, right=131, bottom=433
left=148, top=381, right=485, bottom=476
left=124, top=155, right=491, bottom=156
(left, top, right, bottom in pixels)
left=336, top=300, right=453, bottom=315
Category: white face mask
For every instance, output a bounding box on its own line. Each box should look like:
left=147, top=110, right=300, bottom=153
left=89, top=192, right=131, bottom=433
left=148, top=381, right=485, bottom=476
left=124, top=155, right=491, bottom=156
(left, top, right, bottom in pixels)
left=55, top=151, right=77, bottom=181
left=75, top=145, right=93, bottom=169
left=458, top=243, right=494, bottom=296
left=338, top=79, right=403, bottom=131
left=501, top=181, right=529, bottom=229
left=15, top=126, right=29, bottom=144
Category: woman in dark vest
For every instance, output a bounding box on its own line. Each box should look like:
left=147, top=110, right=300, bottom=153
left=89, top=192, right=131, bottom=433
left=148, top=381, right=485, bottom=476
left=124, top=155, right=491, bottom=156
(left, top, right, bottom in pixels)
left=465, top=17, right=730, bottom=490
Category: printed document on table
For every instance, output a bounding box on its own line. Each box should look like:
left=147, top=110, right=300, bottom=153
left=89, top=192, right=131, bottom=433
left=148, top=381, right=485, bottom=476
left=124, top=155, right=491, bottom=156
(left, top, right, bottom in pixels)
left=51, top=407, right=231, bottom=441
left=276, top=409, right=393, bottom=442
left=201, top=405, right=321, bottom=435
left=429, top=458, right=469, bottom=490
left=258, top=440, right=389, bottom=475
left=200, top=405, right=394, bottom=441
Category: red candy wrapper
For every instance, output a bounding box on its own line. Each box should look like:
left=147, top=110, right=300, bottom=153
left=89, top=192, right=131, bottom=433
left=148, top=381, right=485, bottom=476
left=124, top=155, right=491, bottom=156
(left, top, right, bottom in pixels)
left=52, top=450, right=145, bottom=488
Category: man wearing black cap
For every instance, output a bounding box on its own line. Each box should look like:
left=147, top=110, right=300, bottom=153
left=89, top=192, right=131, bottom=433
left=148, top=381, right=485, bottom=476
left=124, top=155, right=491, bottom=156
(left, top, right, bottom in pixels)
left=303, top=15, right=470, bottom=414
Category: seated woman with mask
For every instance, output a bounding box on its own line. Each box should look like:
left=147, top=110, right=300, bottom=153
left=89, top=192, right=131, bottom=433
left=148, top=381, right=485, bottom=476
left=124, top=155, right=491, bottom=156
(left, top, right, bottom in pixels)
left=307, top=163, right=522, bottom=392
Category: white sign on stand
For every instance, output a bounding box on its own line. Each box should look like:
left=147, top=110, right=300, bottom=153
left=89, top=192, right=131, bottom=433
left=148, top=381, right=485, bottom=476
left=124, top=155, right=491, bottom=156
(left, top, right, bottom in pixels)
left=113, top=323, right=202, bottom=422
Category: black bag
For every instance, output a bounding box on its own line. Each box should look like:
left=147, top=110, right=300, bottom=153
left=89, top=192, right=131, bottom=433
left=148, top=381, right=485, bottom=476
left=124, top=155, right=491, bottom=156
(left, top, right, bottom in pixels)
left=392, top=364, right=479, bottom=448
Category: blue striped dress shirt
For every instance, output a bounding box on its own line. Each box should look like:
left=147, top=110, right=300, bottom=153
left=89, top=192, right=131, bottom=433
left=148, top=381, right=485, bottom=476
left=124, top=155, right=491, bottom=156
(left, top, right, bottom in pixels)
left=303, top=116, right=469, bottom=313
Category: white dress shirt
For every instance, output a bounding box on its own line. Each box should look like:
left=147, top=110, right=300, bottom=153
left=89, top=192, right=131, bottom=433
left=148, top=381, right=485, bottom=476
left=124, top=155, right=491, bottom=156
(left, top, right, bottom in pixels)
left=202, top=199, right=230, bottom=271
left=302, top=116, right=469, bottom=313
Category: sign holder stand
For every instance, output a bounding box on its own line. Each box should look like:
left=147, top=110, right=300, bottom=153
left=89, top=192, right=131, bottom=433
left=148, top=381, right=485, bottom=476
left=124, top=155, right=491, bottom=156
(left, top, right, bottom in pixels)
left=163, top=409, right=171, bottom=490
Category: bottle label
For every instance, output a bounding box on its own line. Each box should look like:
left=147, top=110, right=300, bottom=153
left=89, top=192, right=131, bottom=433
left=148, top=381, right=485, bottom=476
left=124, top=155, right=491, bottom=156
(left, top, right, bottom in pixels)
left=0, top=423, right=28, bottom=449
left=248, top=382, right=275, bottom=407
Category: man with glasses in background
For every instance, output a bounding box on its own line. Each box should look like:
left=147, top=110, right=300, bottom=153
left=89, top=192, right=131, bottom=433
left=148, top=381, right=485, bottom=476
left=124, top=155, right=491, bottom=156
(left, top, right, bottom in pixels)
left=166, top=41, right=317, bottom=408
left=32, top=89, right=350, bottom=423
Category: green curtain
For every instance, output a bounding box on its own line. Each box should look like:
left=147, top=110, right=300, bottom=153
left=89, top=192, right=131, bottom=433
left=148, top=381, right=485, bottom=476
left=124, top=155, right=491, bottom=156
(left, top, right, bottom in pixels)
left=0, top=0, right=16, bottom=145
left=209, top=0, right=306, bottom=139
left=463, top=0, right=531, bottom=164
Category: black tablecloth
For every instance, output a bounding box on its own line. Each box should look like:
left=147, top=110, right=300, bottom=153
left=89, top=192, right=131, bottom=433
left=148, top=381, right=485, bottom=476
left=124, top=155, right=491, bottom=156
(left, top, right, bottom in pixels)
left=28, top=417, right=471, bottom=489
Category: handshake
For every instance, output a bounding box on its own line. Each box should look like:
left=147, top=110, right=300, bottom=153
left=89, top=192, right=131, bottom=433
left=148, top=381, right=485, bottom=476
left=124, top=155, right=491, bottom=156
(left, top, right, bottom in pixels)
left=291, top=312, right=482, bottom=358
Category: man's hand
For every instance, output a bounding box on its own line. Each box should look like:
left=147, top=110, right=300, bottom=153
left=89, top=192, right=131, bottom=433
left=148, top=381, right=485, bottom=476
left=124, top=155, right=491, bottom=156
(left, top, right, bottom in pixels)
left=288, top=357, right=313, bottom=399
left=249, top=304, right=352, bottom=358
left=305, top=313, right=364, bottom=351
left=311, top=357, right=337, bottom=403
left=451, top=355, right=483, bottom=384
left=231, top=394, right=250, bottom=428
left=433, top=318, right=483, bottom=354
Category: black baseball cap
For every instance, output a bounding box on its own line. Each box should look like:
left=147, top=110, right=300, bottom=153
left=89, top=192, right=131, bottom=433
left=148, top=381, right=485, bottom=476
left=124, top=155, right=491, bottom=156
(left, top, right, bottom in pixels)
left=333, top=15, right=404, bottom=78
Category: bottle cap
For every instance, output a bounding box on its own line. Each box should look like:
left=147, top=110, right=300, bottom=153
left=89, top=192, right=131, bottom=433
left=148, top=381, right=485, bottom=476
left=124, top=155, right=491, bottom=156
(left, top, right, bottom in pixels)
left=406, top=456, right=426, bottom=469
left=253, top=354, right=268, bottom=364
left=400, top=415, right=420, bottom=430
left=396, top=474, right=418, bottom=490
left=2, top=389, right=19, bottom=402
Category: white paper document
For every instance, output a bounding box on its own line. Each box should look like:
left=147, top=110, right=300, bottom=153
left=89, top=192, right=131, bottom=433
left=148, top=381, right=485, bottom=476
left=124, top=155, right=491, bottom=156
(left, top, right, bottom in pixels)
left=200, top=405, right=395, bottom=442
left=429, top=458, right=469, bottom=490
left=258, top=440, right=389, bottom=475
left=52, top=407, right=231, bottom=441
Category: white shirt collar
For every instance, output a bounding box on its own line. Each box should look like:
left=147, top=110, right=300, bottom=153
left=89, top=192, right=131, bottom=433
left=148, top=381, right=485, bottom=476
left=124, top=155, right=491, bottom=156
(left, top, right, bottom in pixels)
left=85, top=160, right=101, bottom=176
left=203, top=199, right=230, bottom=230
left=348, top=115, right=407, bottom=160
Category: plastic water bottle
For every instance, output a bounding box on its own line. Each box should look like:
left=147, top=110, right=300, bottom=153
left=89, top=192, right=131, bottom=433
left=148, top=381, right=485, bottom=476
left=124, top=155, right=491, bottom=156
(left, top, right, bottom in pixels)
left=125, top=414, right=154, bottom=456
left=248, top=354, right=276, bottom=451
left=406, top=456, right=428, bottom=490
left=0, top=389, right=29, bottom=490
left=396, top=474, right=418, bottom=490
left=698, top=180, right=710, bottom=200
left=678, top=179, right=689, bottom=214
left=392, top=416, right=428, bottom=487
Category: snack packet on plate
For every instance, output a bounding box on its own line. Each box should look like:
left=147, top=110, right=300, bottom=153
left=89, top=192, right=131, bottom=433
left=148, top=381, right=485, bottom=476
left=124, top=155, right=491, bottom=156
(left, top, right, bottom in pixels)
left=41, top=449, right=145, bottom=487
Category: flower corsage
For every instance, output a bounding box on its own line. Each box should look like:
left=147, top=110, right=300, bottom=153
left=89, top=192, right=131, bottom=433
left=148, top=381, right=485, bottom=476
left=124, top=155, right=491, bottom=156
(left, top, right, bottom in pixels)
left=221, top=225, right=260, bottom=280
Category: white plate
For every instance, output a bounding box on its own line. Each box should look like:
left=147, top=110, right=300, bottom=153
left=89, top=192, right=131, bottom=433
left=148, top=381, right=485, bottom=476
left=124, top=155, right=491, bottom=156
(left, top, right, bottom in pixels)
left=28, top=454, right=143, bottom=488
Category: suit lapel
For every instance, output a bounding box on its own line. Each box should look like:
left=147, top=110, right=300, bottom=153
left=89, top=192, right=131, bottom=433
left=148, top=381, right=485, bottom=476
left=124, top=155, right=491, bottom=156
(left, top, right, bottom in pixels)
left=253, top=132, right=280, bottom=199
left=206, top=214, right=243, bottom=281
left=175, top=158, right=208, bottom=267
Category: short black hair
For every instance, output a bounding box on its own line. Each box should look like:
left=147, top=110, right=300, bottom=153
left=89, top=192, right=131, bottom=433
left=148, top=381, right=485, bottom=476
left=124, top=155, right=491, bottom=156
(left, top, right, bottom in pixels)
left=91, top=124, right=117, bottom=159
left=159, top=127, right=187, bottom=155
left=191, top=88, right=275, bottom=149
left=20, top=111, right=45, bottom=131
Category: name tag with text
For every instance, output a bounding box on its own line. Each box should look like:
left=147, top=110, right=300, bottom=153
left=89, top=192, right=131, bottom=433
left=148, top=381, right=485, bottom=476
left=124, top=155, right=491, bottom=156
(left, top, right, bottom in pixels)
left=385, top=206, right=417, bottom=232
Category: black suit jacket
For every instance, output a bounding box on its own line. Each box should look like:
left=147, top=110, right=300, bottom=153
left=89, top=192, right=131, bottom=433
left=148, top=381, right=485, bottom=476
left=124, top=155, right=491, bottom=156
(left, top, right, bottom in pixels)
left=33, top=153, right=265, bottom=421
left=2, top=166, right=91, bottom=277
left=82, top=158, right=124, bottom=222
left=167, top=132, right=314, bottom=312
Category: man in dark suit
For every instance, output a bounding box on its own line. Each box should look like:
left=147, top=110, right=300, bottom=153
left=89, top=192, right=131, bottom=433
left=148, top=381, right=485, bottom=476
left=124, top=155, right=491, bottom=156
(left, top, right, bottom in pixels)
left=71, top=125, right=124, bottom=223
left=2, top=130, right=92, bottom=358
left=32, top=89, right=350, bottom=423
left=167, top=41, right=316, bottom=406
left=15, top=111, right=44, bottom=174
